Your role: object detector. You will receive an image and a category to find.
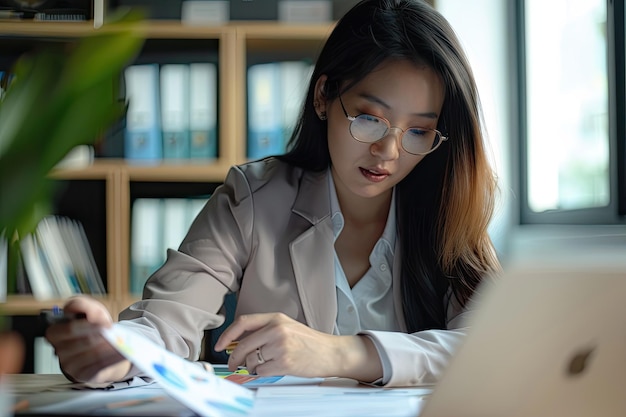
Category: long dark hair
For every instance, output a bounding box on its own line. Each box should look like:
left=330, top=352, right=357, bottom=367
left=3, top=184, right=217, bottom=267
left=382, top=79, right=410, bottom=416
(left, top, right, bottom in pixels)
left=278, top=0, right=500, bottom=333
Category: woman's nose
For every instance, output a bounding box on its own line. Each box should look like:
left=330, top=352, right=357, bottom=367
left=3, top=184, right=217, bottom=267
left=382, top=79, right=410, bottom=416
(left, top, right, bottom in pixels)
left=370, top=127, right=402, bottom=160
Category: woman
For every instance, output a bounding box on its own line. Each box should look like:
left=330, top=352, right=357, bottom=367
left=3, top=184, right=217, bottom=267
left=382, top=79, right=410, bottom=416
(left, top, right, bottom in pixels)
left=47, top=0, right=500, bottom=387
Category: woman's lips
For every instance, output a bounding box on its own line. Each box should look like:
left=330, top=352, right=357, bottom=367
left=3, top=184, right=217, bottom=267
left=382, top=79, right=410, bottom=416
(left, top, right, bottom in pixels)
left=359, top=167, right=389, bottom=182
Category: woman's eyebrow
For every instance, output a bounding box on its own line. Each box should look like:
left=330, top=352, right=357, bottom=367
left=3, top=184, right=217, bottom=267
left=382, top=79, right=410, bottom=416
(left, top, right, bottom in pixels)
left=357, top=92, right=439, bottom=119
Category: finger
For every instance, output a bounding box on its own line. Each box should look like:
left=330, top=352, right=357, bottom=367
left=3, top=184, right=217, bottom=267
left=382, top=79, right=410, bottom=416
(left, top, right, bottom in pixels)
left=54, top=331, right=105, bottom=357
left=63, top=296, right=113, bottom=327
left=243, top=346, right=269, bottom=374
left=252, top=354, right=282, bottom=377
left=58, top=337, right=124, bottom=382
left=215, top=313, right=274, bottom=351
left=226, top=337, right=257, bottom=371
left=244, top=350, right=258, bottom=374
left=50, top=324, right=113, bottom=371
left=46, top=320, right=101, bottom=346
left=72, top=344, right=124, bottom=377
left=229, top=335, right=276, bottom=374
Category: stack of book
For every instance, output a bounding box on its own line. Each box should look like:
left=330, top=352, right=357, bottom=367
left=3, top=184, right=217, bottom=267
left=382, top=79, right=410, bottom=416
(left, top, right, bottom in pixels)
left=18, top=216, right=105, bottom=300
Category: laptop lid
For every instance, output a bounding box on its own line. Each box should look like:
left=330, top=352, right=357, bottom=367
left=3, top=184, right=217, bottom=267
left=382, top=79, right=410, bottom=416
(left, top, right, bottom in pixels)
left=420, top=264, right=626, bottom=417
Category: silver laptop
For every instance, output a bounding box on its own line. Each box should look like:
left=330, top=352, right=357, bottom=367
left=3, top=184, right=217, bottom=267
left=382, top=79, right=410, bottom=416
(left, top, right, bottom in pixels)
left=420, top=262, right=626, bottom=417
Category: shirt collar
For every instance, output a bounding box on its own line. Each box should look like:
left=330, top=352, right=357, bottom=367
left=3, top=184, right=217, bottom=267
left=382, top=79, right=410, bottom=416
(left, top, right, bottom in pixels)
left=327, top=169, right=396, bottom=254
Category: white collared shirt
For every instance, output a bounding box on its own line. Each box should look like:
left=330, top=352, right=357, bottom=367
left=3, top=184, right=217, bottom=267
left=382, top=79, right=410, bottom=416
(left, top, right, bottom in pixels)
left=327, top=173, right=401, bottom=336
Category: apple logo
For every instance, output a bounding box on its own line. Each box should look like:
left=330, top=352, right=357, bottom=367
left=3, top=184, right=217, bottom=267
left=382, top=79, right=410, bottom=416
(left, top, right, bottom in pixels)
left=566, top=345, right=596, bottom=376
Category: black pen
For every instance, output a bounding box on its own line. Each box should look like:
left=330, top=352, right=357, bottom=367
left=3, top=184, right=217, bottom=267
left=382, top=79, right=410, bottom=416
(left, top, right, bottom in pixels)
left=39, top=306, right=87, bottom=327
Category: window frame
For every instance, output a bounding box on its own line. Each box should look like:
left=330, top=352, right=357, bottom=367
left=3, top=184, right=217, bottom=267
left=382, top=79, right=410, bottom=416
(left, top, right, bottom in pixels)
left=516, top=0, right=626, bottom=225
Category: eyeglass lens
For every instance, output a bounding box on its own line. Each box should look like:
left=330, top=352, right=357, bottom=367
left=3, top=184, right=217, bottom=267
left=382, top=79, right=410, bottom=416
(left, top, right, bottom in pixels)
left=349, top=114, right=441, bottom=155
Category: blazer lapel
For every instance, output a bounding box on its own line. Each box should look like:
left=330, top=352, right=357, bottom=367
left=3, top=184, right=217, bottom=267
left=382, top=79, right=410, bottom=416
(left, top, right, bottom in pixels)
left=289, top=170, right=337, bottom=334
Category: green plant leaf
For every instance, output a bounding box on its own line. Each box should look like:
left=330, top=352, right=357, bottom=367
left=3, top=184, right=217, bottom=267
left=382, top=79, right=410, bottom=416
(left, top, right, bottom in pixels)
left=0, top=11, right=145, bottom=261
left=63, top=29, right=145, bottom=95
left=0, top=50, right=62, bottom=159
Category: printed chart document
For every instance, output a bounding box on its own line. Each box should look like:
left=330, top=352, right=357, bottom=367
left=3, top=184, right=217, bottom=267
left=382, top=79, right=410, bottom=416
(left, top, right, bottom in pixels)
left=101, top=324, right=255, bottom=417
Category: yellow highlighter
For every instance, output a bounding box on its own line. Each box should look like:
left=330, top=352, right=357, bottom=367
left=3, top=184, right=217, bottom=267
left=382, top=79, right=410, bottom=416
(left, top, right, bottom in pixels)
left=225, top=341, right=239, bottom=355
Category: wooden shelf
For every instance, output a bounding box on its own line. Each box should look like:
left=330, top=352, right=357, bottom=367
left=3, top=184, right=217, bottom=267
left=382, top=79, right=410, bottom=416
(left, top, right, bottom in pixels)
left=1, top=295, right=115, bottom=316
left=50, top=159, right=122, bottom=180
left=0, top=20, right=333, bottom=39
left=0, top=21, right=97, bottom=37
left=237, top=22, right=334, bottom=39
left=125, top=161, right=231, bottom=182
left=51, top=159, right=231, bottom=183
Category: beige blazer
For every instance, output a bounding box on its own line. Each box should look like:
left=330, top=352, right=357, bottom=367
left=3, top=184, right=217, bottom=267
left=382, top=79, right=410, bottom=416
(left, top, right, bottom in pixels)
left=119, top=158, right=467, bottom=386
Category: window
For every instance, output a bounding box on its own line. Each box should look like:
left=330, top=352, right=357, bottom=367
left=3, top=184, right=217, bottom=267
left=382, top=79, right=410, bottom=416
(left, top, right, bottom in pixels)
left=519, top=0, right=625, bottom=224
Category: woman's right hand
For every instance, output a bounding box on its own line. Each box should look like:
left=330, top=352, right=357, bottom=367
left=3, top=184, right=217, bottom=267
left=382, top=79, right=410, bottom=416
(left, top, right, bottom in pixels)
left=45, top=295, right=131, bottom=383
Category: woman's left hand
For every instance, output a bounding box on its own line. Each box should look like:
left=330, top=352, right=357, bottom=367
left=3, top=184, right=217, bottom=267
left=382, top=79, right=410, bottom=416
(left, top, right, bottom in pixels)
left=214, top=313, right=381, bottom=381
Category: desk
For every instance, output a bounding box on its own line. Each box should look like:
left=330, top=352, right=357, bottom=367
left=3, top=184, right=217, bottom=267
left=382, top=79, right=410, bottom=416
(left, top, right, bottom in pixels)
left=3, top=374, right=433, bottom=417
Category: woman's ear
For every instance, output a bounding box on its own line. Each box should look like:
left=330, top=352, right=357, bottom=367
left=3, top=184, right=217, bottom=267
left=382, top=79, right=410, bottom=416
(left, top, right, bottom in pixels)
left=313, top=75, right=328, bottom=120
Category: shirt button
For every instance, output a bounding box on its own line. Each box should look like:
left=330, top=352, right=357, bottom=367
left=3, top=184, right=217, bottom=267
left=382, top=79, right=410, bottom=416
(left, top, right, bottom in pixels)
left=347, top=306, right=355, bottom=313
left=380, top=263, right=388, bottom=272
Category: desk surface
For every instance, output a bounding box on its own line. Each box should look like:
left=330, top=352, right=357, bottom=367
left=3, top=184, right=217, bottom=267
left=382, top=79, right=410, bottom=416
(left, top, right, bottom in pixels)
left=3, top=374, right=432, bottom=417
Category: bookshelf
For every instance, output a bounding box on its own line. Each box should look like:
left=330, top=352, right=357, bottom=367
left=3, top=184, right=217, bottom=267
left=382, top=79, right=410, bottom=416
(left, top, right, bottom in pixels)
left=0, top=20, right=332, bottom=318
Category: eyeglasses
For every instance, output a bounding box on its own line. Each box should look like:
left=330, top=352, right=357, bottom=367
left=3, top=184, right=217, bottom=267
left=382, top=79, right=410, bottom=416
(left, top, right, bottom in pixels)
left=338, top=94, right=447, bottom=155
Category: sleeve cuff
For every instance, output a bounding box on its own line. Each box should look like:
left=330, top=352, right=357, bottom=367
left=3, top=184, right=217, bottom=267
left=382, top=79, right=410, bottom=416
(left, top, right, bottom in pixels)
left=358, top=332, right=393, bottom=385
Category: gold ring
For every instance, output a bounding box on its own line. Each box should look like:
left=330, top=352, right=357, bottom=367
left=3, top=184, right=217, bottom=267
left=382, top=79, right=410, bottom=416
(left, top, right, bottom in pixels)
left=256, top=347, right=266, bottom=365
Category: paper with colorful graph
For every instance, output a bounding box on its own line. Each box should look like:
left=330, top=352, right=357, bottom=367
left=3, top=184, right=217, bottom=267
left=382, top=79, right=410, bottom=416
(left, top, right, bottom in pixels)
left=101, top=324, right=255, bottom=417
